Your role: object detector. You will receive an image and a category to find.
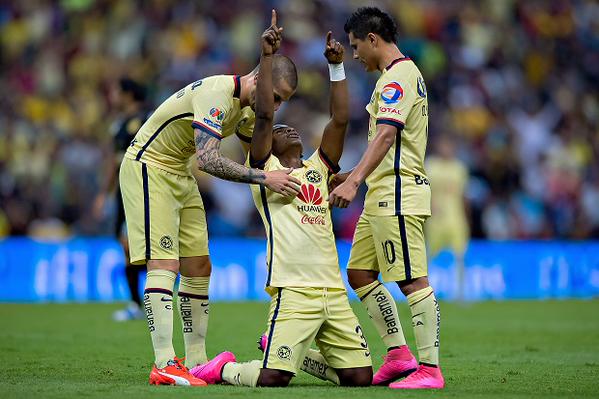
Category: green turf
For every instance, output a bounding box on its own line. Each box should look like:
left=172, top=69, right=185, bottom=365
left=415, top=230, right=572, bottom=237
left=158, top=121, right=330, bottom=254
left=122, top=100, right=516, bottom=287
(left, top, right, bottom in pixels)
left=1, top=300, right=598, bottom=398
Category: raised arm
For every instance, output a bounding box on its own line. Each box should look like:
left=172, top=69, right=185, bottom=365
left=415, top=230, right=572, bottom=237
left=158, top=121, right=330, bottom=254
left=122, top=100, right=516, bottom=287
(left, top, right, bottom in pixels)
left=250, top=10, right=281, bottom=168
left=320, top=31, right=348, bottom=166
left=194, top=10, right=299, bottom=196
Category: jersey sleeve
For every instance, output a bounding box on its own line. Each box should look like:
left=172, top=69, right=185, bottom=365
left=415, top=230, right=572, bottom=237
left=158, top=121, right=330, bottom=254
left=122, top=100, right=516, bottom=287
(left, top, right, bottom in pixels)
left=236, top=114, right=255, bottom=144
left=191, top=87, right=233, bottom=141
left=305, top=149, right=340, bottom=177
left=375, top=74, right=417, bottom=131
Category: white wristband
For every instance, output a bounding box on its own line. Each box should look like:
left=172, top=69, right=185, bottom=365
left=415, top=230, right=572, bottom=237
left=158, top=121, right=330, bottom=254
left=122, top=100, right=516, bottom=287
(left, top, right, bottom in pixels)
left=328, top=62, right=345, bottom=81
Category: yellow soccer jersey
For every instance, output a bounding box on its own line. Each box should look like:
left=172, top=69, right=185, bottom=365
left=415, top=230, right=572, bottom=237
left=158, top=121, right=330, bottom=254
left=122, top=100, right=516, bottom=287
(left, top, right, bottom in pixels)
left=125, top=75, right=255, bottom=175
left=364, top=57, right=431, bottom=216
left=427, top=156, right=468, bottom=223
left=249, top=149, right=345, bottom=293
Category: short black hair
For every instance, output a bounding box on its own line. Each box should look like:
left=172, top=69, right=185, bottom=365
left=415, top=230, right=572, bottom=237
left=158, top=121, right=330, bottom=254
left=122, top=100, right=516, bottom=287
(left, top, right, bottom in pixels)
left=119, top=77, right=146, bottom=102
left=272, top=54, right=298, bottom=91
left=344, top=7, right=398, bottom=44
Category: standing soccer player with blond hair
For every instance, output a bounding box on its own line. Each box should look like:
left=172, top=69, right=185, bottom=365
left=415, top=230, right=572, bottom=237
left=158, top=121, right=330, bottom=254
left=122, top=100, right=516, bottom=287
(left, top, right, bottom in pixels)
left=119, top=10, right=301, bottom=386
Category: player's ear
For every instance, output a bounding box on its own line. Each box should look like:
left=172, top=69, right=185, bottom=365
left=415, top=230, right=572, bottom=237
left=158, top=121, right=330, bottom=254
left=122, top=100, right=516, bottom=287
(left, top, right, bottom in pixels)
left=367, top=32, right=377, bottom=47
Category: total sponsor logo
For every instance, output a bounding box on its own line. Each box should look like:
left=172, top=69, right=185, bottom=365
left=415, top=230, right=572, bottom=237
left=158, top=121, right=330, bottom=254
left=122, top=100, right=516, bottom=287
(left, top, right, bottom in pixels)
left=379, top=106, right=402, bottom=116
left=381, top=81, right=404, bottom=104
left=297, top=183, right=328, bottom=225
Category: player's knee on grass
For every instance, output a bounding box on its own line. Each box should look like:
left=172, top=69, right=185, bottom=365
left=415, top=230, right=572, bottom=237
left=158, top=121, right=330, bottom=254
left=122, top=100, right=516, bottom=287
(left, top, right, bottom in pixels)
left=397, top=276, right=430, bottom=296
left=258, top=369, right=293, bottom=387
left=347, top=270, right=379, bottom=290
left=336, top=366, right=373, bottom=387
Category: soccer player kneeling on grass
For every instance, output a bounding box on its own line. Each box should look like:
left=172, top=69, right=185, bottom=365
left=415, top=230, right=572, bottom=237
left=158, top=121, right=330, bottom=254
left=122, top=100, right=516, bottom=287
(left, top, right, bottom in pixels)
left=189, top=18, right=373, bottom=388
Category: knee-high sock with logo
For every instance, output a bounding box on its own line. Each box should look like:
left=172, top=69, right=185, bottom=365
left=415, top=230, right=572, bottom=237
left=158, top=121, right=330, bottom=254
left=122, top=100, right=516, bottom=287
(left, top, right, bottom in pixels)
left=407, top=286, right=440, bottom=365
left=178, top=276, right=210, bottom=367
left=355, top=281, right=407, bottom=349
left=221, top=360, right=261, bottom=387
left=300, top=349, right=339, bottom=384
left=144, top=269, right=177, bottom=368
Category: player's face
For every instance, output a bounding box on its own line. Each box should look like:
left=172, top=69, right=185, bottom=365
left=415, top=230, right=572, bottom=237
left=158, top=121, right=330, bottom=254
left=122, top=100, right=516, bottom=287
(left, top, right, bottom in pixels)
left=272, top=125, right=302, bottom=154
left=348, top=32, right=377, bottom=72
left=249, top=79, right=295, bottom=112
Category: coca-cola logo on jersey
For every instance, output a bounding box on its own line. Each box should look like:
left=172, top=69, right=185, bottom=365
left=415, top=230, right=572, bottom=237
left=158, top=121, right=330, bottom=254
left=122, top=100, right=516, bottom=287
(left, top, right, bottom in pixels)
left=297, top=183, right=328, bottom=224
left=301, top=215, right=326, bottom=225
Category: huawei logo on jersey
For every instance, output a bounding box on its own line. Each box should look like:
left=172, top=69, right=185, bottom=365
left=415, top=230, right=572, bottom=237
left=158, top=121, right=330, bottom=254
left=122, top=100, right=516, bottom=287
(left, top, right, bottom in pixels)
left=297, top=184, right=322, bottom=205
left=297, top=184, right=327, bottom=222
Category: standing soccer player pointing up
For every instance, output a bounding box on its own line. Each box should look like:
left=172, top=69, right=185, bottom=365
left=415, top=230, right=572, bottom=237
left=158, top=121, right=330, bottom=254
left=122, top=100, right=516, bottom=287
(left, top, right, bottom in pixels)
left=329, top=7, right=444, bottom=389
left=119, top=10, right=300, bottom=386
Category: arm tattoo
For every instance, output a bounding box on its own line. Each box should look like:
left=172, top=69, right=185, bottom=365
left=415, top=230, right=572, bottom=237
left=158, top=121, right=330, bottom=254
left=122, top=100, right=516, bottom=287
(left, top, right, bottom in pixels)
left=195, top=130, right=266, bottom=184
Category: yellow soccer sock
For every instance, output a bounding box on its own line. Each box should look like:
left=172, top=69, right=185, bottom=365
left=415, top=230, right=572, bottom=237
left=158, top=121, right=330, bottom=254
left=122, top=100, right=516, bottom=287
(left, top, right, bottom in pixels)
left=355, top=281, right=407, bottom=349
left=407, top=286, right=440, bottom=365
left=144, top=269, right=177, bottom=368
left=301, top=349, right=339, bottom=385
left=222, top=360, right=262, bottom=387
left=178, top=276, right=210, bottom=367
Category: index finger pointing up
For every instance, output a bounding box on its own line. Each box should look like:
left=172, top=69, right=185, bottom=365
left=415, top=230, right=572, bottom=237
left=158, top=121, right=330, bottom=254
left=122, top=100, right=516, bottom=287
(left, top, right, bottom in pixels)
left=326, top=31, right=332, bottom=46
left=271, top=9, right=277, bottom=27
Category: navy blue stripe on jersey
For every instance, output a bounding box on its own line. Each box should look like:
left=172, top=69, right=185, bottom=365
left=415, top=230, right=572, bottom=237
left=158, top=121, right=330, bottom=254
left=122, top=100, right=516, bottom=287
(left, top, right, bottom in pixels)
left=236, top=132, right=252, bottom=143
left=260, top=186, right=275, bottom=287
left=385, top=56, right=411, bottom=71
left=318, top=148, right=341, bottom=174
left=250, top=153, right=271, bottom=169
left=177, top=291, right=209, bottom=300
left=398, top=216, right=412, bottom=280
left=377, top=118, right=405, bottom=130
left=263, top=288, right=282, bottom=368
left=393, top=128, right=402, bottom=215
left=192, top=120, right=223, bottom=140
left=144, top=288, right=172, bottom=296
left=233, top=75, right=241, bottom=98
left=142, top=163, right=151, bottom=260
left=135, top=112, right=193, bottom=161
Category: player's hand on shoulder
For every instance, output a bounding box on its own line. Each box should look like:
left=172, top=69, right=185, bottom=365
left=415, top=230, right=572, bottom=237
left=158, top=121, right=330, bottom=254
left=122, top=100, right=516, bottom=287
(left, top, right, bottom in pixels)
left=261, top=9, right=283, bottom=56
left=264, top=168, right=301, bottom=197
left=324, top=31, right=344, bottom=64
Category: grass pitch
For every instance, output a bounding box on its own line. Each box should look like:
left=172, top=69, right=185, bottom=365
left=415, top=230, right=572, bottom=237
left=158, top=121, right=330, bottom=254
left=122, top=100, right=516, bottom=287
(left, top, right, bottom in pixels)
left=1, top=300, right=598, bottom=398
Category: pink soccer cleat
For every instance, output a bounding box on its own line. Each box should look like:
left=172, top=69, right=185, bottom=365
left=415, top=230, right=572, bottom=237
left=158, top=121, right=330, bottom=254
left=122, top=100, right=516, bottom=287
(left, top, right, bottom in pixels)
left=389, top=364, right=445, bottom=389
left=257, top=334, right=268, bottom=352
left=189, top=351, right=236, bottom=384
left=372, top=345, right=418, bottom=385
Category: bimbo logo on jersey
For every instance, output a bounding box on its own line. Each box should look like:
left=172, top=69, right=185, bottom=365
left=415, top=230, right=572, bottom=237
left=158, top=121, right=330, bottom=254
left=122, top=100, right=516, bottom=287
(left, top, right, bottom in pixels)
left=381, top=82, right=404, bottom=104
left=297, top=183, right=327, bottom=223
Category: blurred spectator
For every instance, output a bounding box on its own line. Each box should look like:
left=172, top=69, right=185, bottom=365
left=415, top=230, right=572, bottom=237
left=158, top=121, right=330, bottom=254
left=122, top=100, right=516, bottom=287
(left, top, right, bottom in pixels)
left=0, top=0, right=597, bottom=240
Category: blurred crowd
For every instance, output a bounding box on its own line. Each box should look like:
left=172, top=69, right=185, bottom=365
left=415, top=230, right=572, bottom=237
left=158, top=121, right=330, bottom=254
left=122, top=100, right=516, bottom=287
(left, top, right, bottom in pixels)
left=0, top=0, right=598, bottom=240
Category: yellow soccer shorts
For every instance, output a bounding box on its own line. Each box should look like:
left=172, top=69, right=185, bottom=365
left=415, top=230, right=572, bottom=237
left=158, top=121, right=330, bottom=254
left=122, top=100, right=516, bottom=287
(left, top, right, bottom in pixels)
left=119, top=158, right=209, bottom=265
left=426, top=217, right=469, bottom=257
left=347, top=213, right=428, bottom=282
left=262, top=287, right=372, bottom=374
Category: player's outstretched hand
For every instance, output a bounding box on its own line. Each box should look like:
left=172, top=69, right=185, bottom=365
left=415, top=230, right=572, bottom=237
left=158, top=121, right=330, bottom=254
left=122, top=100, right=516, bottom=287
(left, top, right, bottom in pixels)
left=261, top=9, right=283, bottom=56
left=324, top=31, right=344, bottom=64
left=328, top=179, right=358, bottom=208
left=264, top=168, right=301, bottom=197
